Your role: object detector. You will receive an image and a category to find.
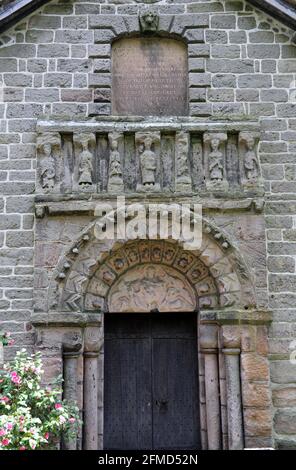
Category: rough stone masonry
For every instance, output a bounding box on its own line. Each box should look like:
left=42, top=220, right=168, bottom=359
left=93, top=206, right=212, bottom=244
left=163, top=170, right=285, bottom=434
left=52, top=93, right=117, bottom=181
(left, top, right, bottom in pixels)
left=0, top=0, right=296, bottom=451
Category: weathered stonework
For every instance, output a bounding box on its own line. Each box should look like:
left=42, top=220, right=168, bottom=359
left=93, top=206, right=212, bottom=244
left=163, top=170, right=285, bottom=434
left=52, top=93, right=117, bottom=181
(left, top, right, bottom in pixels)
left=0, top=0, right=296, bottom=451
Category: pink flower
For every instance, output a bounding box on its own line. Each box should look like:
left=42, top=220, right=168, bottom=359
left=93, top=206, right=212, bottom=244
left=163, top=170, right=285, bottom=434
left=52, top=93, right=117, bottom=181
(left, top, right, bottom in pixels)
left=19, top=446, right=26, bottom=451
left=10, top=372, right=21, bottom=384
left=1, top=438, right=10, bottom=446
left=54, top=403, right=62, bottom=410
left=6, top=423, right=13, bottom=431
left=69, top=417, right=76, bottom=424
left=0, top=396, right=9, bottom=403
left=0, top=429, right=6, bottom=436
left=29, top=439, right=36, bottom=450
left=19, top=416, right=25, bottom=422
left=8, top=339, right=15, bottom=346
left=59, top=415, right=66, bottom=424
left=44, top=432, right=49, bottom=440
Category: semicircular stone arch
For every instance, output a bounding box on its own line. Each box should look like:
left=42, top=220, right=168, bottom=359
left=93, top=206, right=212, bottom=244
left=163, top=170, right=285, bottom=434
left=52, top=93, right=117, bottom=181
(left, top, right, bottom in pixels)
left=48, top=213, right=256, bottom=314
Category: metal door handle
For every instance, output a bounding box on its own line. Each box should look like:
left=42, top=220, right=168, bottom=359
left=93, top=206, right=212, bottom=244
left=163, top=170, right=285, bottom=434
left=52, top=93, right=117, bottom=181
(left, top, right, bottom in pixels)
left=156, top=399, right=168, bottom=406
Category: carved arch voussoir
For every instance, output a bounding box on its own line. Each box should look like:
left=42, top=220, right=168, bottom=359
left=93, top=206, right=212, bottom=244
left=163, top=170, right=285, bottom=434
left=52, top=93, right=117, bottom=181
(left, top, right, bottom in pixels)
left=47, top=211, right=256, bottom=314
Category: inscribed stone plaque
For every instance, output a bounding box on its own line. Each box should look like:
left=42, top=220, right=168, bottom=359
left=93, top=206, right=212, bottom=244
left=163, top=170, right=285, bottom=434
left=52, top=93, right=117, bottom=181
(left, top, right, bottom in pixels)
left=112, top=38, right=188, bottom=116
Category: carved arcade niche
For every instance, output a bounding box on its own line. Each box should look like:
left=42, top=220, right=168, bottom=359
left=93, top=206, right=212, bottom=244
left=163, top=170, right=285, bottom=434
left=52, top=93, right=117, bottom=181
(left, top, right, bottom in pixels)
left=36, top=122, right=263, bottom=197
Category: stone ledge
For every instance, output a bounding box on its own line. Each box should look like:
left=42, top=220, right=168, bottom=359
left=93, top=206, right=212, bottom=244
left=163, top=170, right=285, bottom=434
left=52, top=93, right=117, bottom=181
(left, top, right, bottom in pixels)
left=34, top=196, right=265, bottom=217
left=200, top=309, right=273, bottom=325
left=31, top=312, right=102, bottom=327
left=37, top=117, right=260, bottom=134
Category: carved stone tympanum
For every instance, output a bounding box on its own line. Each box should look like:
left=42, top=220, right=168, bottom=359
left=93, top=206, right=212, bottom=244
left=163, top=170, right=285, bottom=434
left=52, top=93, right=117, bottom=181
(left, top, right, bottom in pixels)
left=108, top=264, right=196, bottom=312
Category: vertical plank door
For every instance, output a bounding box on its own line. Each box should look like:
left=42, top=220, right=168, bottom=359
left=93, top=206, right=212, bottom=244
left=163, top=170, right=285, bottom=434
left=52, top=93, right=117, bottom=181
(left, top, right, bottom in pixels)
left=104, top=313, right=200, bottom=450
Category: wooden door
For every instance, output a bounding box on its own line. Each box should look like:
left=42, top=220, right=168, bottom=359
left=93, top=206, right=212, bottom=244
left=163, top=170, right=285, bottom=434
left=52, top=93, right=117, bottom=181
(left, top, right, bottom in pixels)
left=104, top=313, right=200, bottom=450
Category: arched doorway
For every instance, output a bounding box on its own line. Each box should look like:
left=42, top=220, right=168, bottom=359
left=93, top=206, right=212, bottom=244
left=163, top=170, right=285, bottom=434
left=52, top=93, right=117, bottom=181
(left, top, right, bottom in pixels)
left=38, top=216, right=266, bottom=450
left=104, top=263, right=200, bottom=450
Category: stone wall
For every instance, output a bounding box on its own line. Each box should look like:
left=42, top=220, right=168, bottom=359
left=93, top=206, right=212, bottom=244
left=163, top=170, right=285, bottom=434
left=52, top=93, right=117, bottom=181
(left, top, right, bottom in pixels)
left=0, top=0, right=296, bottom=449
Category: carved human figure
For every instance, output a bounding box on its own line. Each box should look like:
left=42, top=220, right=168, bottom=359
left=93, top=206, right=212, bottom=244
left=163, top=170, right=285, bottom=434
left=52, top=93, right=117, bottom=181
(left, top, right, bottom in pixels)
left=108, top=138, right=124, bottom=192
left=209, top=137, right=224, bottom=182
left=140, top=136, right=157, bottom=187
left=78, top=140, right=93, bottom=186
left=244, top=135, right=259, bottom=181
left=40, top=143, right=56, bottom=190
left=177, top=140, right=190, bottom=179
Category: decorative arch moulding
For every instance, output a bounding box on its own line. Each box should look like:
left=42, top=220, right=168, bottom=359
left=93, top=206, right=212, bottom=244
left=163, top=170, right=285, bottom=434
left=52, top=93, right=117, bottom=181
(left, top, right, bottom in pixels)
left=39, top=216, right=259, bottom=316
left=35, top=118, right=264, bottom=207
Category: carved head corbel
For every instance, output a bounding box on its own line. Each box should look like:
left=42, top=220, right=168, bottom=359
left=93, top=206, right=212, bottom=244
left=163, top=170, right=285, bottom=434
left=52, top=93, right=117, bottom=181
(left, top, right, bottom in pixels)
left=139, top=10, right=159, bottom=33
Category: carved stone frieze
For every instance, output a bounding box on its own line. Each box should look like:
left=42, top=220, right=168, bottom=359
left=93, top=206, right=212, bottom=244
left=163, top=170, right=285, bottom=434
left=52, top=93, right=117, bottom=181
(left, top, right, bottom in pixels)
left=36, top=121, right=263, bottom=198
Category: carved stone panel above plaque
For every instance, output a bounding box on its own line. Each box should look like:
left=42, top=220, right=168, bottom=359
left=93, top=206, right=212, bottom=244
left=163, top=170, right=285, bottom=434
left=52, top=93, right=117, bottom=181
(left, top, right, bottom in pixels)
left=36, top=120, right=264, bottom=199
left=112, top=38, right=188, bottom=116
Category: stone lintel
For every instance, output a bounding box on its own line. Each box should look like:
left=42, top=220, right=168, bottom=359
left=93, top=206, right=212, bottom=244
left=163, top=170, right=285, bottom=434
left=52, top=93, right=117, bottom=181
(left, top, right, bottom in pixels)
left=37, top=118, right=260, bottom=134
left=35, top=196, right=264, bottom=217
left=31, top=312, right=102, bottom=328
left=200, top=309, right=273, bottom=325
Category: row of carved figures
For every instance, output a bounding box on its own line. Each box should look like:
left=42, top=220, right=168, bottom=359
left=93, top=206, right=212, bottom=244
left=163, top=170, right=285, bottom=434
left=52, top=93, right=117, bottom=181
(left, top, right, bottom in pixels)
left=37, top=130, right=261, bottom=194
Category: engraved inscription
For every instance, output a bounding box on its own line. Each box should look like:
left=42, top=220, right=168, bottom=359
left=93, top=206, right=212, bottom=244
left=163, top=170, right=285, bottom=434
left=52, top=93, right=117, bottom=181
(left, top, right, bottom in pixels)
left=112, top=38, right=188, bottom=116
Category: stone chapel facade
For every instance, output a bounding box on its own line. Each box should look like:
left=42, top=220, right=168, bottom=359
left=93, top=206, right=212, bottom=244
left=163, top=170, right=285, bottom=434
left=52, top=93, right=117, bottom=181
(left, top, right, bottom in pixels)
left=1, top=0, right=296, bottom=451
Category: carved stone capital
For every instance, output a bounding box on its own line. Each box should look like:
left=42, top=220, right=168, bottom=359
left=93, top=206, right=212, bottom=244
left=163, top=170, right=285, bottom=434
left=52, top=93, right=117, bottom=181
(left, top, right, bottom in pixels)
left=221, top=325, right=241, bottom=350
left=84, top=326, right=103, bottom=354
left=62, top=331, right=83, bottom=355
left=200, top=323, right=219, bottom=352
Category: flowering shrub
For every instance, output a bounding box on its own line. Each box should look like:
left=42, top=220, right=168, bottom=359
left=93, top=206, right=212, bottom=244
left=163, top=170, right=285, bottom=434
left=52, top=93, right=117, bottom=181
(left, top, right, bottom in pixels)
left=0, top=332, right=14, bottom=347
left=0, top=349, right=80, bottom=450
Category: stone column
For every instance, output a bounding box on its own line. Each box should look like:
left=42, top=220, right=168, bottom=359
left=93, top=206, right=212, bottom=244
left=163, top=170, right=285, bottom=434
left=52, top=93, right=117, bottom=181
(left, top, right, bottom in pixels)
left=222, top=326, right=244, bottom=450
left=62, top=331, right=83, bottom=450
left=200, top=323, right=221, bottom=450
left=83, top=326, right=102, bottom=450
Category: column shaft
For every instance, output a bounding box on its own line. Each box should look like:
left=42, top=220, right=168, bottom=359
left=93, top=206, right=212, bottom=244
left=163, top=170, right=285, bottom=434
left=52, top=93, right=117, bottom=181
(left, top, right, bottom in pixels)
left=83, top=352, right=99, bottom=450
left=223, top=348, right=244, bottom=450
left=63, top=352, right=79, bottom=450
left=204, top=350, right=221, bottom=449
